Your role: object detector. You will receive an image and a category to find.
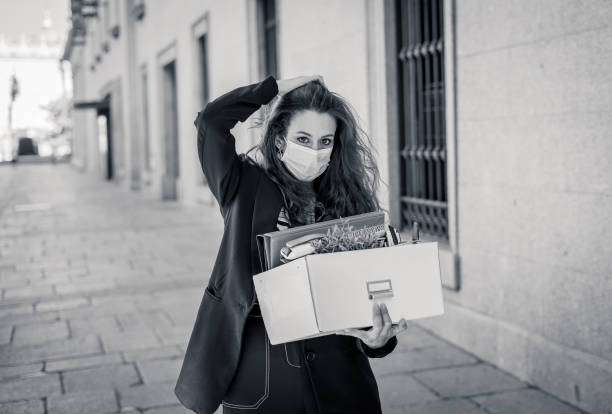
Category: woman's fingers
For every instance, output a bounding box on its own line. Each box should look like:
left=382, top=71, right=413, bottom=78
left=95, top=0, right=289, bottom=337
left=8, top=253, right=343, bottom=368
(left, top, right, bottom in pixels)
left=371, top=302, right=383, bottom=336
left=378, top=303, right=393, bottom=338
left=391, top=318, right=409, bottom=336
left=336, top=308, right=409, bottom=348
left=380, top=303, right=392, bottom=326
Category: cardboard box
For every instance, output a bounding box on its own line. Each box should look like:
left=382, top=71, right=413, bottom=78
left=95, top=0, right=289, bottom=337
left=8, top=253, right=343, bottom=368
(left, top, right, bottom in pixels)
left=252, top=241, right=444, bottom=345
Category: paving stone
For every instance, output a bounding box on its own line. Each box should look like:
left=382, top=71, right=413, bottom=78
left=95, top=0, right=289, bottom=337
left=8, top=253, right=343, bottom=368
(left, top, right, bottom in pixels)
left=397, top=398, right=489, bottom=414
left=0, top=296, right=38, bottom=307
left=45, top=353, right=123, bottom=372
left=13, top=264, right=44, bottom=274
left=472, top=388, right=583, bottom=414
left=0, top=266, right=43, bottom=280
left=38, top=260, right=72, bottom=272
left=395, top=324, right=446, bottom=351
left=91, top=292, right=153, bottom=307
left=0, top=277, right=30, bottom=289
left=0, top=334, right=101, bottom=364
left=371, top=343, right=479, bottom=377
left=377, top=374, right=439, bottom=410
left=137, top=358, right=182, bottom=384
left=36, top=277, right=72, bottom=288
left=59, top=301, right=139, bottom=320
left=101, top=330, right=161, bottom=352
left=155, top=325, right=191, bottom=346
left=414, top=364, right=526, bottom=398
left=13, top=320, right=69, bottom=346
left=62, top=363, right=140, bottom=392
left=154, top=288, right=203, bottom=306
left=0, top=362, right=43, bottom=380
left=55, top=279, right=116, bottom=295
left=119, top=382, right=179, bottom=410
left=0, top=373, right=61, bottom=402
left=47, top=389, right=118, bottom=414
left=3, top=285, right=53, bottom=299
left=0, top=310, right=58, bottom=327
left=163, top=303, right=199, bottom=326
left=0, top=399, right=45, bottom=414
left=116, top=280, right=178, bottom=295
left=171, top=274, right=207, bottom=287
left=114, top=275, right=168, bottom=288
left=122, top=345, right=183, bottom=362
left=0, top=304, right=34, bottom=321
left=35, top=297, right=90, bottom=312
left=116, top=310, right=173, bottom=331
left=69, top=315, right=122, bottom=337
left=50, top=284, right=79, bottom=295
left=44, top=266, right=88, bottom=279
left=148, top=261, right=192, bottom=275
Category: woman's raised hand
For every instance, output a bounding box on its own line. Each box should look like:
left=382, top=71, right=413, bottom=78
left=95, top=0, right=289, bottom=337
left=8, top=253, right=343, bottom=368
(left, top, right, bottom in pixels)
left=276, top=75, right=324, bottom=96
left=337, top=302, right=409, bottom=349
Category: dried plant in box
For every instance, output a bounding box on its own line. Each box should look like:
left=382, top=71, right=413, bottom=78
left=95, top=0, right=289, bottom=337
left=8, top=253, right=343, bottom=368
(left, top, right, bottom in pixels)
left=309, top=219, right=386, bottom=254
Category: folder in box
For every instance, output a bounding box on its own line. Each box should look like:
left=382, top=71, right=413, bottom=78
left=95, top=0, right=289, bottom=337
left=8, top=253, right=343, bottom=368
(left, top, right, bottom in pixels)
left=256, top=211, right=388, bottom=272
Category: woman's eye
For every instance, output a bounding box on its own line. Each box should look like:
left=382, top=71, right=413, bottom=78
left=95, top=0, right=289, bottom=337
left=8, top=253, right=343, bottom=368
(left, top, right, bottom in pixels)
left=297, top=136, right=309, bottom=143
left=322, top=139, right=332, bottom=145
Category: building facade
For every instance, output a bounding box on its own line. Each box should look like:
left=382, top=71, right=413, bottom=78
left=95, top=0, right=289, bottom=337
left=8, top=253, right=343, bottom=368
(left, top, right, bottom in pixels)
left=63, top=1, right=612, bottom=412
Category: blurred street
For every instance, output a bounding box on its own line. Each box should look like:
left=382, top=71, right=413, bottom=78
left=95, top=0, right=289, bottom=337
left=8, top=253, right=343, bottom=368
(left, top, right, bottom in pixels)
left=0, top=163, right=587, bottom=414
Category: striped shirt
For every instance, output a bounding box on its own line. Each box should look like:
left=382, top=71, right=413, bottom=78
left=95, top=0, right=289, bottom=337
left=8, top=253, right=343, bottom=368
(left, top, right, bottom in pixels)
left=277, top=204, right=317, bottom=230
left=276, top=206, right=291, bottom=230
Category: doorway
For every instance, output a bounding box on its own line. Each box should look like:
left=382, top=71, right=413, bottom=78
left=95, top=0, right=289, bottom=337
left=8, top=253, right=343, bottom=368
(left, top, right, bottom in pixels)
left=161, top=60, right=179, bottom=200
left=96, top=97, right=113, bottom=180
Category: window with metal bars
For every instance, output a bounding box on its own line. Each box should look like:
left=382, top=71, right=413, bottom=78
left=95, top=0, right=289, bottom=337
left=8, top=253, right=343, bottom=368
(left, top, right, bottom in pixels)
left=257, top=0, right=278, bottom=79
left=396, top=0, right=448, bottom=241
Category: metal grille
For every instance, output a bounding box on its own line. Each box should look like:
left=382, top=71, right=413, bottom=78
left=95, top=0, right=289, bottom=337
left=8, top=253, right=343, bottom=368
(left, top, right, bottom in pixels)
left=396, top=0, right=448, bottom=240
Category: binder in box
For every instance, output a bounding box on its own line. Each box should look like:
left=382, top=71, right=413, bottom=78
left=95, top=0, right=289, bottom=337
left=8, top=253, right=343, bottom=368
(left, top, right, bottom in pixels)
left=256, top=211, right=388, bottom=272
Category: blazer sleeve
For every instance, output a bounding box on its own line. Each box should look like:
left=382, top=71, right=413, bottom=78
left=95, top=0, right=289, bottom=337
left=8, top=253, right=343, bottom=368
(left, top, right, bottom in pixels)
left=195, top=75, right=279, bottom=209
left=356, top=335, right=398, bottom=358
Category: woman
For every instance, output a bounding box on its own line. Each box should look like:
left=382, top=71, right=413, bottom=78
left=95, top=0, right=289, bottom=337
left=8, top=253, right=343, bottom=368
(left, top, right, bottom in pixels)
left=175, top=75, right=409, bottom=414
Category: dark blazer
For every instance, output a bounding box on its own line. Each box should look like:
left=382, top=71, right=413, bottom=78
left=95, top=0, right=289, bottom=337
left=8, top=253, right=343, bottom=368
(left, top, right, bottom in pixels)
left=174, top=75, right=398, bottom=414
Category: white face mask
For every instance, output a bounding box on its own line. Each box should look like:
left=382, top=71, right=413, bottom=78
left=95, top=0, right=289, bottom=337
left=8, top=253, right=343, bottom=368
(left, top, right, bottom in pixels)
left=280, top=139, right=333, bottom=182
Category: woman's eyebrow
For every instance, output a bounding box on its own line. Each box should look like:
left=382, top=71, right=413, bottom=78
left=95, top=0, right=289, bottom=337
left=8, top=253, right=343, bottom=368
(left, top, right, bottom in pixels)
left=296, top=131, right=334, bottom=138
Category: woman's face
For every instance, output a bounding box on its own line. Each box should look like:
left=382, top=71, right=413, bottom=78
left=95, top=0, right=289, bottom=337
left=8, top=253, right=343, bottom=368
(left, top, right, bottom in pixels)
left=275, top=110, right=336, bottom=154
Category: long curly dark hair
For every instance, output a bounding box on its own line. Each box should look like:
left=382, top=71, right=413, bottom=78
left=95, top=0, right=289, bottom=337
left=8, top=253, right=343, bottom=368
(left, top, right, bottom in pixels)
left=246, top=79, right=383, bottom=226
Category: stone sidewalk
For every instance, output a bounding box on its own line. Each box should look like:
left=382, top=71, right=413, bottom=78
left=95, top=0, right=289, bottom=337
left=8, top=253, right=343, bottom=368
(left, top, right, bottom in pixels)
left=0, top=164, right=586, bottom=414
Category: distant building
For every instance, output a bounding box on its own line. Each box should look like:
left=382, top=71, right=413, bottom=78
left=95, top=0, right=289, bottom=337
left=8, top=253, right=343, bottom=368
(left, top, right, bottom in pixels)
left=63, top=1, right=611, bottom=413
left=0, top=10, right=71, bottom=161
